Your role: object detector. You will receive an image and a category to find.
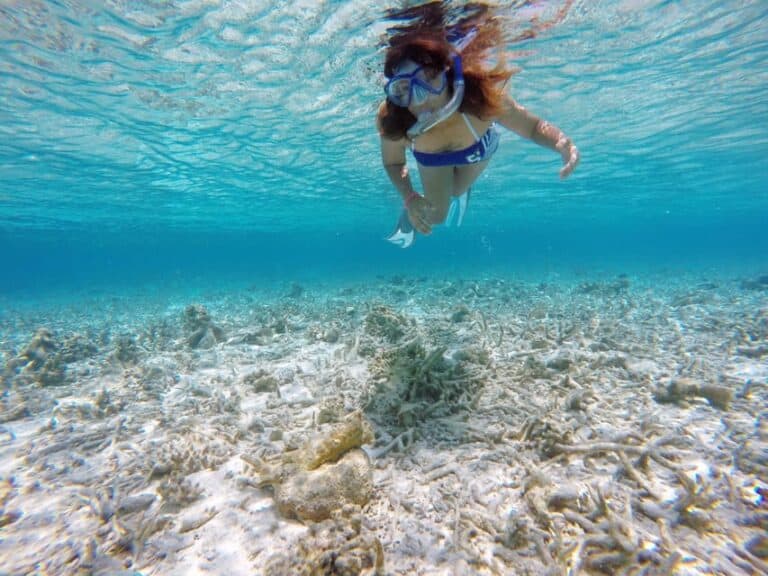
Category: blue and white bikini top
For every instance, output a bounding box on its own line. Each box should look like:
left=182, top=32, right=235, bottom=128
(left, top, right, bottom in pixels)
left=411, top=113, right=499, bottom=167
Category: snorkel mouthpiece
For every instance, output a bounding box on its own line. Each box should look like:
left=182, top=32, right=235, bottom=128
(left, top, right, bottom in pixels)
left=407, top=55, right=464, bottom=139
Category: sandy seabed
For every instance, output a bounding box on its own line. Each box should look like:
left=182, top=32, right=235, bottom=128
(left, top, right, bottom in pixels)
left=1, top=271, right=766, bottom=576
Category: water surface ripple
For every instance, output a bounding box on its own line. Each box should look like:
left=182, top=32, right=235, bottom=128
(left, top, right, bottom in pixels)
left=1, top=0, right=766, bottom=232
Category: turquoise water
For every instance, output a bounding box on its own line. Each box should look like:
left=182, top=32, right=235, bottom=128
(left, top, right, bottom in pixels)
left=1, top=0, right=767, bottom=293
left=2, top=4, right=768, bottom=574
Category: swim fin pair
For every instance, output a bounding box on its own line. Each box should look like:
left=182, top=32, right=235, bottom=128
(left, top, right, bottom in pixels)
left=386, top=189, right=471, bottom=249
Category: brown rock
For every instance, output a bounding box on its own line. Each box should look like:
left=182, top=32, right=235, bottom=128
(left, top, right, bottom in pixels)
left=275, top=449, right=373, bottom=522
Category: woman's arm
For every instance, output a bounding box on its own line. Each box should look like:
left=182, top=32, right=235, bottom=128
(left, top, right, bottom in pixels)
left=377, top=102, right=418, bottom=203
left=377, top=103, right=432, bottom=234
left=380, top=135, right=418, bottom=204
left=496, top=94, right=580, bottom=178
left=380, top=135, right=432, bottom=234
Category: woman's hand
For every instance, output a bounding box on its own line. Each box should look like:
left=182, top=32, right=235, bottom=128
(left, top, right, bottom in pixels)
left=407, top=195, right=433, bottom=234
left=556, top=135, right=580, bottom=179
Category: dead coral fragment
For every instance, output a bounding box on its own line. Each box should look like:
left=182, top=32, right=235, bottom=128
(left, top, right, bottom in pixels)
left=574, top=276, right=629, bottom=296
left=0, top=400, right=29, bottom=424
left=58, top=333, right=98, bottom=363
left=117, top=493, right=156, bottom=515
left=316, top=396, right=344, bottom=424
left=363, top=305, right=411, bottom=342
left=241, top=369, right=278, bottom=393
left=518, top=416, right=573, bottom=458
left=51, top=390, right=122, bottom=422
left=5, top=328, right=67, bottom=385
left=157, top=475, right=204, bottom=511
left=366, top=339, right=486, bottom=427
left=450, top=305, right=471, bottom=323
left=298, top=411, right=374, bottom=471
left=178, top=506, right=219, bottom=533
left=150, top=430, right=233, bottom=480
left=264, top=505, right=384, bottom=575
left=654, top=378, right=732, bottom=410
left=183, top=304, right=225, bottom=349
left=113, top=333, right=141, bottom=366
left=735, top=438, right=768, bottom=477
left=11, top=328, right=57, bottom=371
left=250, top=410, right=372, bottom=479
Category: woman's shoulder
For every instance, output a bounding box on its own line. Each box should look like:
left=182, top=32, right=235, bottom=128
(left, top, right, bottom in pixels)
left=494, top=94, right=526, bottom=117
left=375, top=100, right=388, bottom=125
left=375, top=101, right=393, bottom=133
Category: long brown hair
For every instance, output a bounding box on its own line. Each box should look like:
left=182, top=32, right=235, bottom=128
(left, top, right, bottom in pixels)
left=377, top=1, right=571, bottom=140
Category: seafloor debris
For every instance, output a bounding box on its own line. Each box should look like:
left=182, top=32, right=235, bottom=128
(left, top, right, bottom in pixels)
left=0, top=399, right=29, bottom=424
left=139, top=317, right=178, bottom=352
left=183, top=304, right=225, bottom=349
left=148, top=430, right=233, bottom=481
left=2, top=275, right=767, bottom=576
left=746, top=533, right=768, bottom=559
left=178, top=506, right=219, bottom=533
left=508, top=426, right=768, bottom=575
left=316, top=396, right=345, bottom=424
left=51, top=388, right=123, bottom=421
left=670, top=291, right=714, bottom=307
left=241, top=369, right=279, bottom=393
left=244, top=411, right=375, bottom=522
left=58, top=333, right=98, bottom=363
left=735, top=438, right=768, bottom=478
left=264, top=505, right=385, bottom=576
left=450, top=304, right=472, bottom=323
left=517, top=415, right=573, bottom=458
left=365, top=339, right=487, bottom=428
left=157, top=475, right=205, bottom=512
left=737, top=344, right=768, bottom=358
left=297, top=410, right=375, bottom=471
left=739, top=274, right=768, bottom=291
left=117, top=493, right=156, bottom=515
left=653, top=377, right=732, bottom=409
left=9, top=328, right=57, bottom=371
left=4, top=328, right=67, bottom=385
left=274, top=449, right=373, bottom=522
left=363, top=304, right=412, bottom=343
left=574, top=275, right=630, bottom=296
left=112, top=333, right=142, bottom=366
left=0, top=478, right=20, bottom=529
left=287, top=282, right=305, bottom=298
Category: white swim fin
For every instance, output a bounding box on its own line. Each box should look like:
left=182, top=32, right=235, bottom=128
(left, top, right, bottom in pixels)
left=386, top=208, right=415, bottom=248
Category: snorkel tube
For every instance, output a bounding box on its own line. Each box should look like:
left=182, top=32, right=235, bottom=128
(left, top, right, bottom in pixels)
left=407, top=54, right=464, bottom=139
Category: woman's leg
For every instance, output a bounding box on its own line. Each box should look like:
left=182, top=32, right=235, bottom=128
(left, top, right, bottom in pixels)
left=417, top=165, right=453, bottom=224
left=418, top=160, right=490, bottom=224
left=453, top=160, right=489, bottom=197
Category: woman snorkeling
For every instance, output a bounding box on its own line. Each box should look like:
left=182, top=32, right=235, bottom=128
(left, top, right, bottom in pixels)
left=380, top=1, right=579, bottom=248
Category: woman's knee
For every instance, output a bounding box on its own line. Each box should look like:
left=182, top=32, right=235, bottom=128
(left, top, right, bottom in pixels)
left=428, top=203, right=450, bottom=224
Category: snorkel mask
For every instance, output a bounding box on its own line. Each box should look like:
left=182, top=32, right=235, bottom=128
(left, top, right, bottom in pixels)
left=383, top=55, right=465, bottom=138
left=384, top=62, right=448, bottom=108
left=383, top=27, right=477, bottom=138
left=406, top=54, right=464, bottom=138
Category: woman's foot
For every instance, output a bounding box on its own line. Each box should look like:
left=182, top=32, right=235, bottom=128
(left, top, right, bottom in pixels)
left=445, top=188, right=471, bottom=227
left=386, top=209, right=415, bottom=248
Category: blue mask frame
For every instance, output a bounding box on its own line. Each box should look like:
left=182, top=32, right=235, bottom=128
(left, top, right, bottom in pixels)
left=384, top=66, right=447, bottom=107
